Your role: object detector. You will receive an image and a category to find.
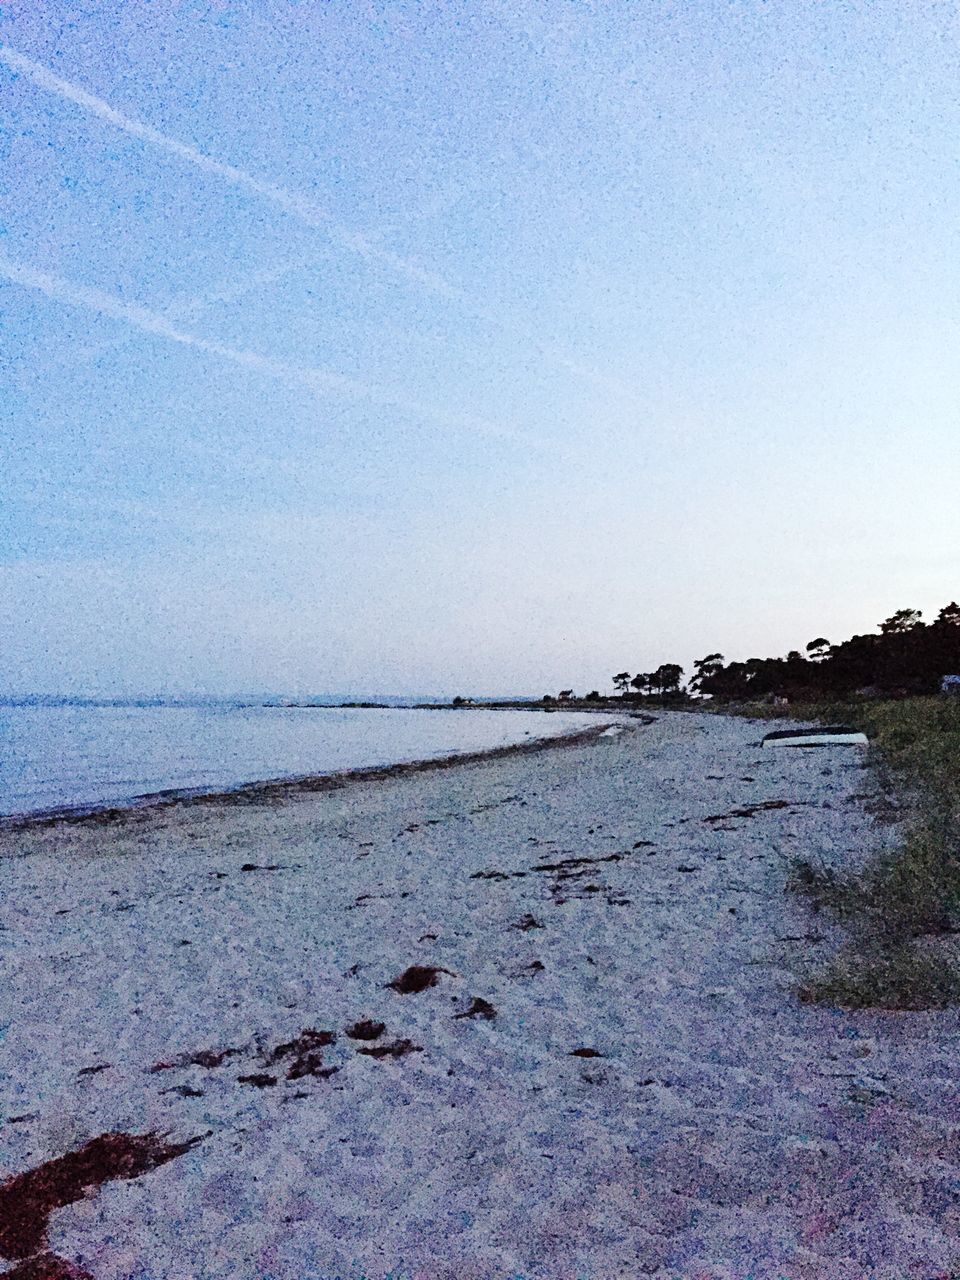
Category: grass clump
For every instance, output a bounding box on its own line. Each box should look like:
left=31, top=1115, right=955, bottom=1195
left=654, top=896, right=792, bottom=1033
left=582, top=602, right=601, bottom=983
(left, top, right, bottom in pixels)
left=799, top=943, right=960, bottom=1011
left=787, top=857, right=849, bottom=915
left=780, top=696, right=960, bottom=1008
left=791, top=819, right=960, bottom=939
left=856, top=817, right=960, bottom=937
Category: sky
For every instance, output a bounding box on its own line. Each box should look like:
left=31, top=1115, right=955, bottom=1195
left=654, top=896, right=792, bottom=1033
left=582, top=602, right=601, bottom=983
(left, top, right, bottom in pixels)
left=1, top=0, right=959, bottom=698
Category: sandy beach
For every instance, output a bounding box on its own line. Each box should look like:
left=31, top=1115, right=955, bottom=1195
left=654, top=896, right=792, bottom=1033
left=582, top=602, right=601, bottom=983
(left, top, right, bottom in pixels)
left=2, top=710, right=960, bottom=1280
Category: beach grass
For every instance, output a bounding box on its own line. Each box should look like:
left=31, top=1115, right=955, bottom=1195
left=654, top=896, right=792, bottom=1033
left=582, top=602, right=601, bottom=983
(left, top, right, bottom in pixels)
left=798, top=940, right=960, bottom=1010
left=731, top=696, right=960, bottom=1008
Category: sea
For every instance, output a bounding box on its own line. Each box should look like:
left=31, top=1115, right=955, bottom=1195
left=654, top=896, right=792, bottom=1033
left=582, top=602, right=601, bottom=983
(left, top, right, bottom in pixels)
left=0, top=698, right=596, bottom=819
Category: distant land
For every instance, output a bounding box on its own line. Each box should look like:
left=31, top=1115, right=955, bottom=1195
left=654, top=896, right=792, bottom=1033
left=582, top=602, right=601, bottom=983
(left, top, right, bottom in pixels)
left=0, top=692, right=539, bottom=709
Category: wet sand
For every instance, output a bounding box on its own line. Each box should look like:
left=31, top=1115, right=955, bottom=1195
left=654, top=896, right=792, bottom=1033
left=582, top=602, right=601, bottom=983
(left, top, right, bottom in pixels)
left=2, top=711, right=959, bottom=1279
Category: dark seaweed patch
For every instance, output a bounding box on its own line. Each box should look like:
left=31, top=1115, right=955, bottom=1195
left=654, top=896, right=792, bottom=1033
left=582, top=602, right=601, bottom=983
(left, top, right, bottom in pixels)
left=267, top=1029, right=335, bottom=1062
left=531, top=852, right=626, bottom=874
left=188, top=1048, right=239, bottom=1069
left=346, top=1020, right=386, bottom=1041
left=149, top=1046, right=239, bottom=1073
left=357, top=1039, right=422, bottom=1059
left=286, top=1058, right=338, bottom=1081
left=513, top=914, right=544, bottom=931
left=702, top=800, right=794, bottom=823
left=453, top=998, right=497, bottom=1021
left=238, top=1073, right=277, bottom=1087
left=266, top=1029, right=336, bottom=1081
left=0, top=1132, right=200, bottom=1260
left=386, top=965, right=450, bottom=994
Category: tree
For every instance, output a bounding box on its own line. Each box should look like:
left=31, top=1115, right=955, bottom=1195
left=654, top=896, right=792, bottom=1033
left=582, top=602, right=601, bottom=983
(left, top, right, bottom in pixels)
left=690, top=653, right=724, bottom=695
left=695, top=600, right=960, bottom=700
left=695, top=652, right=724, bottom=669
left=612, top=671, right=632, bottom=696
left=880, top=608, right=923, bottom=634
left=630, top=672, right=650, bottom=697
left=655, top=663, right=684, bottom=695
left=585, top=690, right=601, bottom=702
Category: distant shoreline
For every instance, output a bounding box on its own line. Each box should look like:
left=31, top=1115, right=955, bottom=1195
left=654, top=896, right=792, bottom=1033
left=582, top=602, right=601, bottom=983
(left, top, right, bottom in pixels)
left=0, top=715, right=644, bottom=836
left=0, top=696, right=640, bottom=711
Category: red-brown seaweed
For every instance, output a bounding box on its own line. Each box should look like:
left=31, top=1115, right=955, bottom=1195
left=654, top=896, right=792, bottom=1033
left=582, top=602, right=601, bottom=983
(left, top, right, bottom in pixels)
left=453, top=998, right=497, bottom=1020
left=265, top=1029, right=337, bottom=1081
left=356, top=1039, right=422, bottom=1059
left=345, top=1020, right=385, bottom=1041
left=386, top=965, right=449, bottom=994
left=0, top=1132, right=199, bottom=1261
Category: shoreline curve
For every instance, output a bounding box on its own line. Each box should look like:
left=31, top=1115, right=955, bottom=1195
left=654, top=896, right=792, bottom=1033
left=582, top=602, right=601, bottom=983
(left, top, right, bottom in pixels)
left=0, top=716, right=650, bottom=835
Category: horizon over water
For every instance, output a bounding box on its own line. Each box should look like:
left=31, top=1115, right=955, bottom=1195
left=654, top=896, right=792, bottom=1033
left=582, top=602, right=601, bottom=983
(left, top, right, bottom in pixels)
left=0, top=699, right=597, bottom=820
left=0, top=691, right=540, bottom=709
left=0, top=692, right=465, bottom=707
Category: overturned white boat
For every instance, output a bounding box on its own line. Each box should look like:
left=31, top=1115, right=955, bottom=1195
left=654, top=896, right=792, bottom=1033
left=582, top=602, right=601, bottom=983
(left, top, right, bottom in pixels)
left=762, top=725, right=868, bottom=748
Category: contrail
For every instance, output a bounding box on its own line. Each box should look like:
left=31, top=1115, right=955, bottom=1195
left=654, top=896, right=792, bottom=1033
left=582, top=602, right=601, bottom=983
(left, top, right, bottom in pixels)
left=165, top=258, right=321, bottom=326
left=0, top=45, right=631, bottom=400
left=0, top=254, right=544, bottom=447
left=71, top=255, right=328, bottom=364
left=0, top=47, right=355, bottom=242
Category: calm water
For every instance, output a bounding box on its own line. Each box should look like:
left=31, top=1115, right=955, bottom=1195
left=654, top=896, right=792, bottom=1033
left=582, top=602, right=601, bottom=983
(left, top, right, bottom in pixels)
left=0, top=703, right=597, bottom=818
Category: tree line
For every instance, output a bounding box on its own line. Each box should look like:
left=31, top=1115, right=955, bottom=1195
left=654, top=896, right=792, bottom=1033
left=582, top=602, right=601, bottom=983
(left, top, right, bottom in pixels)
left=611, top=664, right=685, bottom=699
left=605, top=602, right=960, bottom=703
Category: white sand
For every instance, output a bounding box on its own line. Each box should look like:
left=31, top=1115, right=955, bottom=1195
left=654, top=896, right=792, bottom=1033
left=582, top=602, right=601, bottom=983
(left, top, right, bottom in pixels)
left=2, top=711, right=960, bottom=1279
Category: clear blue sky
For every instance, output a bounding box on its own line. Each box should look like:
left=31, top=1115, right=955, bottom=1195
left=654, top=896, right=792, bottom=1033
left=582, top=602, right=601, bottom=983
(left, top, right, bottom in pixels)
left=2, top=1, right=958, bottom=697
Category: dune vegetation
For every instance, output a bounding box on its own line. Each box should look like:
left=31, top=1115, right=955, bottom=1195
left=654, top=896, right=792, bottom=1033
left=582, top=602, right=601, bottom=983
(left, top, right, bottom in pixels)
left=755, top=695, right=960, bottom=1009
